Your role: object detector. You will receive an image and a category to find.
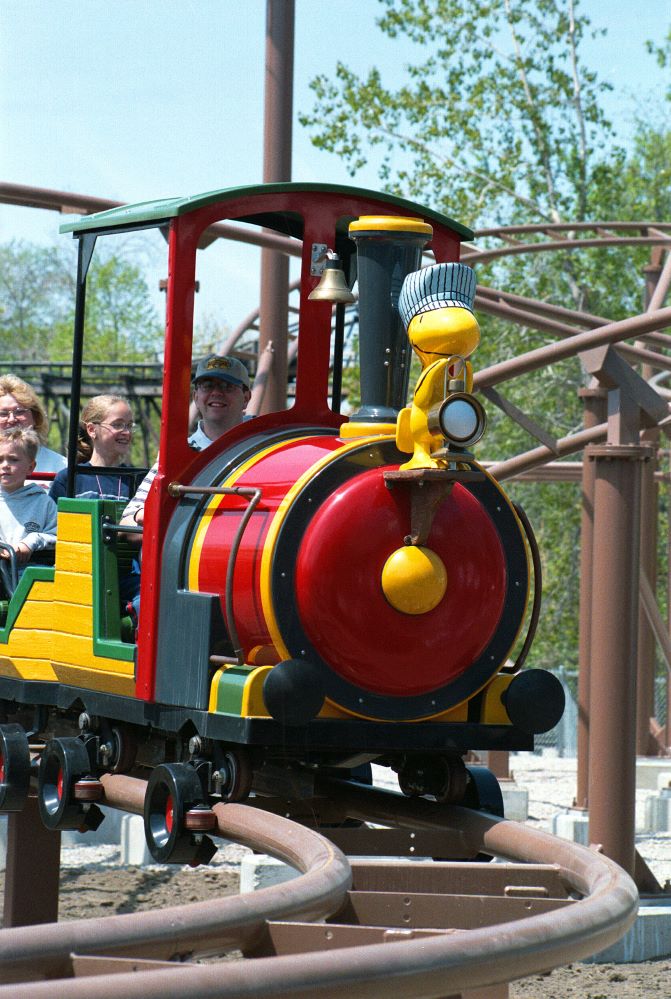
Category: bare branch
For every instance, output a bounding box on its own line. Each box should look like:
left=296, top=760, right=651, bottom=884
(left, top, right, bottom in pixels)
left=568, top=0, right=588, bottom=220
left=503, top=0, right=562, bottom=222
left=374, top=125, right=555, bottom=223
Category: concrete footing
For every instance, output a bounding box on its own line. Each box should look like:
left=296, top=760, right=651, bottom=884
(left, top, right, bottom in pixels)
left=240, top=854, right=298, bottom=893
left=586, top=899, right=671, bottom=963
left=549, top=807, right=671, bottom=962
left=550, top=808, right=589, bottom=845
left=499, top=781, right=528, bottom=821
left=645, top=787, right=671, bottom=833
left=119, top=813, right=153, bottom=866
left=61, top=805, right=125, bottom=848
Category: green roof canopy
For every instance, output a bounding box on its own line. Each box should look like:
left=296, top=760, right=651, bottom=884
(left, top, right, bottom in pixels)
left=59, top=182, right=474, bottom=241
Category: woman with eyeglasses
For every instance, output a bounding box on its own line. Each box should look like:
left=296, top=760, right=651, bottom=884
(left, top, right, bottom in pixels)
left=0, top=374, right=66, bottom=473
left=49, top=395, right=137, bottom=501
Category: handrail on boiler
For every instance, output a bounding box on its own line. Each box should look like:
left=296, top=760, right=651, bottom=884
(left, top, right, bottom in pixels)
left=167, top=483, right=263, bottom=665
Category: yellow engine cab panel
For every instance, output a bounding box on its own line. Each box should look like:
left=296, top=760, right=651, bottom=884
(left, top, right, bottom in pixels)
left=0, top=499, right=136, bottom=696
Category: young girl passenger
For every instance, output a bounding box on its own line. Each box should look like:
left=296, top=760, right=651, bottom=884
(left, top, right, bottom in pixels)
left=49, top=395, right=136, bottom=502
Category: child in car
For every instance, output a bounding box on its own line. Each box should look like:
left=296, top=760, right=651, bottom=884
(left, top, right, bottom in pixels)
left=0, top=428, right=57, bottom=582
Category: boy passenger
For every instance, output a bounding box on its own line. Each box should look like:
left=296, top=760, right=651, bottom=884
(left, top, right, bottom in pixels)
left=0, top=428, right=57, bottom=580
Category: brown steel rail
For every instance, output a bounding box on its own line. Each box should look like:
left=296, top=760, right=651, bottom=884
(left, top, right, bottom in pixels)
left=0, top=775, right=637, bottom=997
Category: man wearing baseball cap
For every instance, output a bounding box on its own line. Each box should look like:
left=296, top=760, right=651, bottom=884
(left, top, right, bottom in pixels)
left=120, top=354, right=251, bottom=528
left=189, top=353, right=252, bottom=447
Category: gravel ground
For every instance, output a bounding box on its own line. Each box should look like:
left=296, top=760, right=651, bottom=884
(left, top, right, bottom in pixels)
left=1, top=753, right=669, bottom=997
left=509, top=752, right=671, bottom=888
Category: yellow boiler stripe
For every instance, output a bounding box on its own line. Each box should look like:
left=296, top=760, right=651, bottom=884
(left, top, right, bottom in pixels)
left=259, top=436, right=389, bottom=661
left=187, top=436, right=309, bottom=592
left=470, top=460, right=531, bottom=667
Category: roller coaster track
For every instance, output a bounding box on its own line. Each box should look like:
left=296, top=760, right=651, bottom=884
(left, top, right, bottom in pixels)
left=0, top=774, right=637, bottom=998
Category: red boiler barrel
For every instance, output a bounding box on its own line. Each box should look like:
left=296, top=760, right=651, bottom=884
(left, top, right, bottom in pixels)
left=185, top=433, right=529, bottom=721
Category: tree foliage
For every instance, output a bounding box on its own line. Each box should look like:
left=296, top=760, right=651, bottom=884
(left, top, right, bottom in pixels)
left=0, top=240, right=162, bottom=365
left=303, top=0, right=671, bottom=672
left=302, top=0, right=618, bottom=227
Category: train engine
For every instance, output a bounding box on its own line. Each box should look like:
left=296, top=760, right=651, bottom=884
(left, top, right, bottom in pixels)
left=0, top=186, right=564, bottom=864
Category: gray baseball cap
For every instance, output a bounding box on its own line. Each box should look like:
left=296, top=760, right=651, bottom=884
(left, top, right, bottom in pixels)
left=193, top=354, right=251, bottom=389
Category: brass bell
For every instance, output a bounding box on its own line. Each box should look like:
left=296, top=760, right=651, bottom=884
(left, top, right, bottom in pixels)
left=308, top=255, right=356, bottom=304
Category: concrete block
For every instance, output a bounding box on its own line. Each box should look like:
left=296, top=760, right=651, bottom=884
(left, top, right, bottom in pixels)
left=636, top=758, right=671, bottom=790
left=120, top=813, right=153, bottom=866
left=240, top=854, right=299, bottom=893
left=587, top=901, right=671, bottom=962
left=61, top=805, right=124, bottom=847
left=500, top=783, right=528, bottom=822
left=0, top=814, right=6, bottom=872
left=644, top=788, right=671, bottom=833
left=550, top=809, right=589, bottom=845
left=656, top=771, right=671, bottom=792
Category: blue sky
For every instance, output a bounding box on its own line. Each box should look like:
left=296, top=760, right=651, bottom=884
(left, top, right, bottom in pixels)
left=1, top=0, right=668, bottom=335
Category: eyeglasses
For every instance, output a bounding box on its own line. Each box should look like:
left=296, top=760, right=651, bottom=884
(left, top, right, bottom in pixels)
left=95, top=421, right=137, bottom=433
left=0, top=408, right=32, bottom=421
left=196, top=379, right=241, bottom=393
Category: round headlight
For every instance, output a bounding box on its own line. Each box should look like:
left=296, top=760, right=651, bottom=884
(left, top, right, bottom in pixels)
left=429, top=393, right=487, bottom=449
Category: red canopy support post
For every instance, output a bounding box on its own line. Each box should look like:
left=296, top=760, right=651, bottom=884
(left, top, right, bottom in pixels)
left=258, top=0, right=295, bottom=414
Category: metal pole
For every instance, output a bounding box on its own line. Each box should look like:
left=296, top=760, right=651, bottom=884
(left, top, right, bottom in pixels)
left=575, top=386, right=607, bottom=809
left=637, top=430, right=659, bottom=754
left=258, top=0, right=294, bottom=414
left=636, top=251, right=665, bottom=754
left=587, top=443, right=653, bottom=875
left=3, top=796, right=61, bottom=927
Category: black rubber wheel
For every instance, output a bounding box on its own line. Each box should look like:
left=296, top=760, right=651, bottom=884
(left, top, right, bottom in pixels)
left=462, top=765, right=505, bottom=817
left=38, top=737, right=92, bottom=830
left=110, top=725, right=137, bottom=773
left=144, top=763, right=210, bottom=864
left=220, top=750, right=253, bottom=802
left=0, top=724, right=30, bottom=812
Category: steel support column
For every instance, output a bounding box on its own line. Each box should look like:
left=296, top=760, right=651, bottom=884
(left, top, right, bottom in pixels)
left=3, top=796, right=61, bottom=927
left=636, top=250, right=665, bottom=754
left=587, top=443, right=653, bottom=875
left=575, top=386, right=607, bottom=808
left=636, top=433, right=659, bottom=753
left=258, top=0, right=294, bottom=413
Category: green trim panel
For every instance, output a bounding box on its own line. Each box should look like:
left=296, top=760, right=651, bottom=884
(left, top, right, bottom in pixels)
left=59, top=182, right=473, bottom=241
left=0, top=567, right=55, bottom=643
left=212, top=666, right=255, bottom=716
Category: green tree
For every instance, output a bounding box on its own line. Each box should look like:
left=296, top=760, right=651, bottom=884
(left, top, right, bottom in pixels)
left=302, top=0, right=614, bottom=229
left=0, top=241, right=162, bottom=364
left=0, top=241, right=72, bottom=361
left=79, top=253, right=162, bottom=363
left=301, top=0, right=671, bottom=672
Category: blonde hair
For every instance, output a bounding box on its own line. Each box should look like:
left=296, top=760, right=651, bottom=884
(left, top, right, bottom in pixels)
left=0, top=374, right=49, bottom=444
left=0, top=427, right=40, bottom=464
left=77, top=395, right=129, bottom=463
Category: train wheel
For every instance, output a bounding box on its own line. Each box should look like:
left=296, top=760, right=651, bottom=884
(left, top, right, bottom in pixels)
left=38, top=737, right=93, bottom=830
left=110, top=725, right=137, bottom=773
left=0, top=724, right=30, bottom=812
left=398, top=755, right=468, bottom=804
left=462, top=765, right=505, bottom=817
left=144, top=763, right=216, bottom=865
left=219, top=750, right=252, bottom=802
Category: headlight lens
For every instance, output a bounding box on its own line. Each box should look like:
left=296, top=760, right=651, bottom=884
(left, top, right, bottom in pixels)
left=428, top=392, right=487, bottom=448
